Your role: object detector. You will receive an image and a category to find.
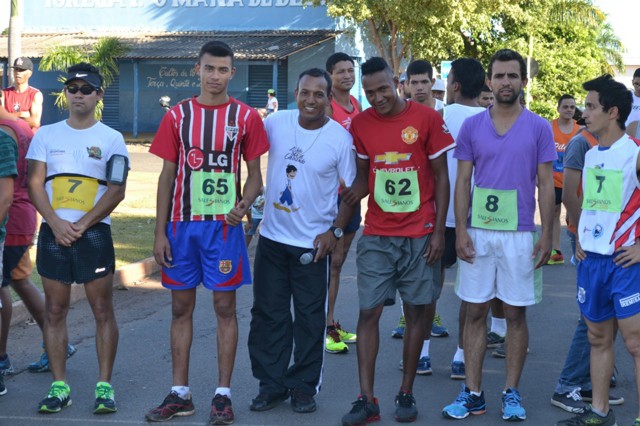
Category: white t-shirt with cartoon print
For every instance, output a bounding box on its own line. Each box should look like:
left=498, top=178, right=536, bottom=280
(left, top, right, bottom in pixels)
left=260, top=110, right=356, bottom=248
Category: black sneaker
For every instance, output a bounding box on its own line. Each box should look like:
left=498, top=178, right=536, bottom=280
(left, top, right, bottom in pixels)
left=290, top=388, right=316, bottom=413
left=551, top=389, right=588, bottom=413
left=580, top=389, right=624, bottom=405
left=249, top=390, right=289, bottom=412
left=0, top=374, right=6, bottom=396
left=395, top=390, right=417, bottom=422
left=209, top=394, right=234, bottom=425
left=342, top=395, right=381, bottom=426
left=145, top=391, right=195, bottom=422
left=556, top=408, right=617, bottom=426
left=38, top=381, right=71, bottom=413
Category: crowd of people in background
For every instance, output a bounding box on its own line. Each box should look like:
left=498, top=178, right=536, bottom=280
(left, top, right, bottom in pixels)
left=0, top=41, right=639, bottom=426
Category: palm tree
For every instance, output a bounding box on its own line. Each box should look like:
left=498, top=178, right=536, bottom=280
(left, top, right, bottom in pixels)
left=38, top=37, right=129, bottom=119
left=8, top=0, right=21, bottom=87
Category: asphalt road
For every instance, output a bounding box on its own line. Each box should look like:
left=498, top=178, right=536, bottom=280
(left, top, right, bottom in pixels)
left=1, top=231, right=638, bottom=426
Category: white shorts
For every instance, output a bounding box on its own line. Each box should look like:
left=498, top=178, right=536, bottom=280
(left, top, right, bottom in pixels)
left=454, top=228, right=542, bottom=306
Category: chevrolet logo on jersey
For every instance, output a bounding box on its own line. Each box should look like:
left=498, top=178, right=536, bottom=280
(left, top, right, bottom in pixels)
left=374, top=152, right=412, bottom=165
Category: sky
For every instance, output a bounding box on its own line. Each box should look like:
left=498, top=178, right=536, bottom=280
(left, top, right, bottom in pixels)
left=594, top=0, right=639, bottom=63
left=0, top=0, right=637, bottom=63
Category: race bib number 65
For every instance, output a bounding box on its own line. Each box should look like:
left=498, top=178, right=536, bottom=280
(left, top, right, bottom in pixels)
left=471, top=186, right=518, bottom=231
left=191, top=171, right=236, bottom=216
left=374, top=169, right=419, bottom=213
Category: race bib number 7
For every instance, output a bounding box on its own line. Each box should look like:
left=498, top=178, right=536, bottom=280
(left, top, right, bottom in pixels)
left=191, top=171, right=236, bottom=216
left=374, top=169, right=419, bottom=213
left=51, top=176, right=98, bottom=212
left=582, top=168, right=622, bottom=213
left=471, top=186, right=518, bottom=231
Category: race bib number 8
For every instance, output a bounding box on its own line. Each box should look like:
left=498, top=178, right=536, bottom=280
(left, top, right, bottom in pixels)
left=582, top=168, right=622, bottom=213
left=191, top=171, right=236, bottom=216
left=374, top=169, right=419, bottom=213
left=51, top=176, right=99, bottom=212
left=471, top=186, right=518, bottom=231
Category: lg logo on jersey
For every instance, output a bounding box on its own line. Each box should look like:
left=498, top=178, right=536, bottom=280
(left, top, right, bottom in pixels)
left=187, top=147, right=230, bottom=172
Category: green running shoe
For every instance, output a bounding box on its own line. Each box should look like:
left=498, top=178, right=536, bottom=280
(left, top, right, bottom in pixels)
left=38, top=381, right=71, bottom=413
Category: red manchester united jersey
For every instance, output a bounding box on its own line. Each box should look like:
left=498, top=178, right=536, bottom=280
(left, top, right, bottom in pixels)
left=351, top=101, right=455, bottom=237
left=150, top=96, right=269, bottom=222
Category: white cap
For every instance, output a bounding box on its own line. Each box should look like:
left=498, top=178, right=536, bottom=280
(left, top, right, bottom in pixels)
left=432, top=79, right=446, bottom=92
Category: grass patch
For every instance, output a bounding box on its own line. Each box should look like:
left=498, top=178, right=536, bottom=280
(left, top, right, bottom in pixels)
left=110, top=212, right=156, bottom=269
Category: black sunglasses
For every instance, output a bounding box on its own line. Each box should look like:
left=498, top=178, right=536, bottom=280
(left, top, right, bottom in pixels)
left=66, top=84, right=96, bottom=95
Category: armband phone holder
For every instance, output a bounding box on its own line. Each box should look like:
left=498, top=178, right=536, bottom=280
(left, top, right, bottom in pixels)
left=106, top=155, right=129, bottom=185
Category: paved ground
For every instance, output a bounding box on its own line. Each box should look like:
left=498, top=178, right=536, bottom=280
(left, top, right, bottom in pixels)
left=1, top=149, right=638, bottom=425
left=1, top=234, right=638, bottom=425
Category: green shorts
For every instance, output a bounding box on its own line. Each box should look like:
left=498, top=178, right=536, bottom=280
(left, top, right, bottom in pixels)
left=356, top=234, right=442, bottom=310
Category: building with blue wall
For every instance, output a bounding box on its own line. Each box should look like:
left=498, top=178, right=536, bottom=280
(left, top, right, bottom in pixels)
left=0, top=0, right=354, bottom=135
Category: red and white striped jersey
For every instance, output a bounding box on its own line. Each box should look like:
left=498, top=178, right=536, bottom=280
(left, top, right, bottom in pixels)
left=150, top=96, right=269, bottom=222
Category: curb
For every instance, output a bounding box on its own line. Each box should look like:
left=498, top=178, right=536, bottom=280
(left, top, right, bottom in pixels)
left=9, top=257, right=161, bottom=327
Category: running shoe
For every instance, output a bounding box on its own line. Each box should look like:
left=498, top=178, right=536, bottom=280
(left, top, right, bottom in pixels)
left=0, top=354, right=14, bottom=375
left=431, top=313, right=449, bottom=337
left=209, top=393, right=234, bottom=425
left=325, top=328, right=349, bottom=354
left=487, top=331, right=505, bottom=348
left=335, top=321, right=357, bottom=343
left=555, top=408, right=616, bottom=426
left=492, top=343, right=506, bottom=358
left=395, top=390, right=417, bottom=422
left=550, top=388, right=587, bottom=413
left=38, top=381, right=71, bottom=413
left=580, top=389, right=624, bottom=405
left=451, top=361, right=466, bottom=380
left=342, top=395, right=380, bottom=426
left=416, top=356, right=432, bottom=375
left=145, top=391, right=195, bottom=422
left=29, top=343, right=77, bottom=373
left=249, top=390, right=289, bottom=411
left=442, top=384, right=486, bottom=419
left=399, top=356, right=431, bottom=375
left=0, top=374, right=6, bottom=396
left=290, top=387, right=317, bottom=413
left=548, top=249, right=565, bottom=265
left=502, top=387, right=526, bottom=421
left=391, top=315, right=406, bottom=339
left=94, top=382, right=117, bottom=414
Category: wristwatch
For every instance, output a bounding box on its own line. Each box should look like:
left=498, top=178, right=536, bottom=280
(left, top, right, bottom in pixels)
left=330, top=226, right=344, bottom=239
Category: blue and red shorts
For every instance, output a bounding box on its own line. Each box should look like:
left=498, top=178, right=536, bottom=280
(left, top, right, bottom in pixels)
left=577, top=252, right=640, bottom=322
left=162, top=221, right=251, bottom=291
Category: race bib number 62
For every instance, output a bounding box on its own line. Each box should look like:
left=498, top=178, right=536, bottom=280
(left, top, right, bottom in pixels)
left=374, top=169, right=419, bottom=213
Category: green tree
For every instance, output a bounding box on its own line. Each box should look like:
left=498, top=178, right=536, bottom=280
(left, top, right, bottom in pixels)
left=316, top=0, right=502, bottom=75
left=39, top=37, right=129, bottom=119
left=317, top=0, right=624, bottom=119
left=472, top=0, right=625, bottom=117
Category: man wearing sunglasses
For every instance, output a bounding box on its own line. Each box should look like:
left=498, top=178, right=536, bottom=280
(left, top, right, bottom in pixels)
left=2, top=57, right=43, bottom=130
left=26, top=62, right=129, bottom=415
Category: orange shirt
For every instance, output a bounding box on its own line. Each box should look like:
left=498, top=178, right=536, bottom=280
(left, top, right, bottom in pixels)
left=552, top=119, right=581, bottom=188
